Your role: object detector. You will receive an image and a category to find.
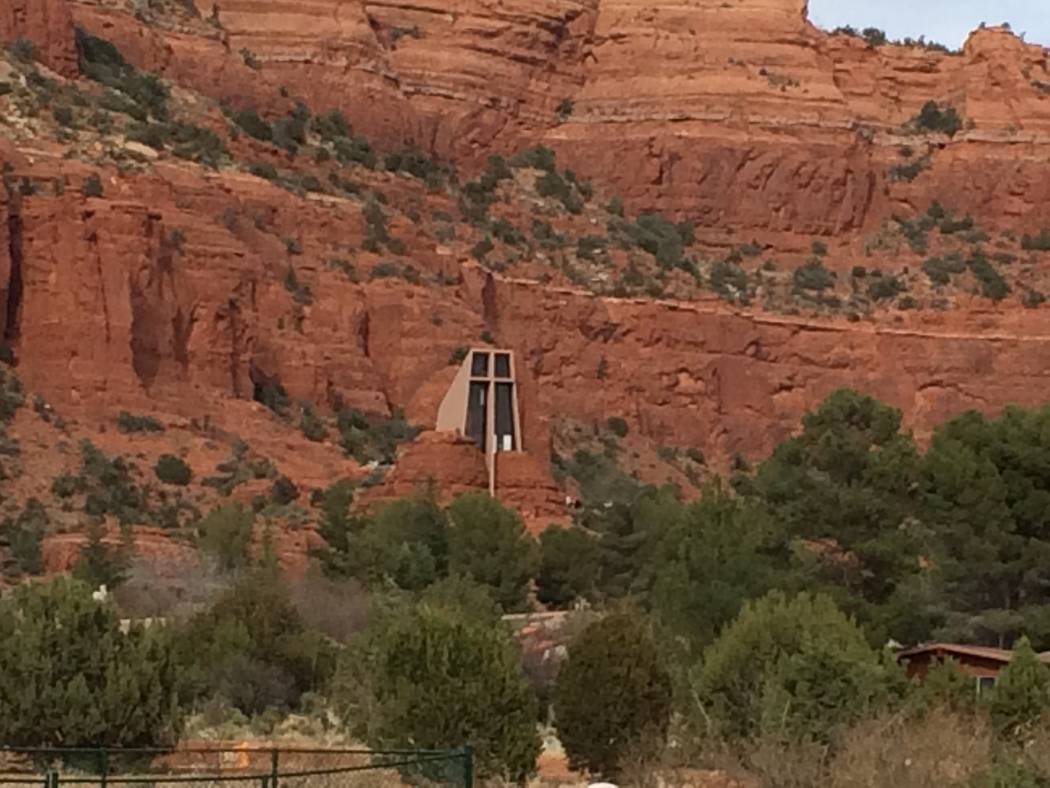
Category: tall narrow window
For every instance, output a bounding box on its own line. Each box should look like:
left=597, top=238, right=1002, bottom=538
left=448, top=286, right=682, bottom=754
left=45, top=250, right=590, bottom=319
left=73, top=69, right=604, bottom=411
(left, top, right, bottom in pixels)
left=494, top=353, right=511, bottom=378
left=471, top=351, right=490, bottom=377
left=495, top=382, right=516, bottom=451
left=466, top=381, right=488, bottom=450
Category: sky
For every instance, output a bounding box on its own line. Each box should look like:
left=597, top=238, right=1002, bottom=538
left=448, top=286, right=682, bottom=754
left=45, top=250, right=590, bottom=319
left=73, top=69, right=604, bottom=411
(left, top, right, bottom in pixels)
left=808, top=0, right=1050, bottom=49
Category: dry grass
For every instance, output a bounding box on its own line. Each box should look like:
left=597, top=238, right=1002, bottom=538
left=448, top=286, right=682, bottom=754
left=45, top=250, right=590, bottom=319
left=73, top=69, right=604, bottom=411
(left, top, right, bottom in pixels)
left=827, top=707, right=991, bottom=788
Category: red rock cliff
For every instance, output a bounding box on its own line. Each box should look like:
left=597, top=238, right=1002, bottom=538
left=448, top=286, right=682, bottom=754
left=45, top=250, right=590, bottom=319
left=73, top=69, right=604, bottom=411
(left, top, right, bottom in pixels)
left=70, top=0, right=1050, bottom=245
left=0, top=0, right=77, bottom=77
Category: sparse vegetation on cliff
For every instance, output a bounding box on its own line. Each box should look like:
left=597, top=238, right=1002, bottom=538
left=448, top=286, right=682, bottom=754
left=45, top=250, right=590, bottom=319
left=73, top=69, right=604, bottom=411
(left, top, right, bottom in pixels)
left=910, top=100, right=964, bottom=137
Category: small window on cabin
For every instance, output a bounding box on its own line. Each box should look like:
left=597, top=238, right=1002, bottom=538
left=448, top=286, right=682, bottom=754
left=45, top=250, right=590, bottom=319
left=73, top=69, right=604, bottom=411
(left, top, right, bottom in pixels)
left=494, top=353, right=511, bottom=378
left=471, top=351, right=490, bottom=377
left=976, top=676, right=996, bottom=694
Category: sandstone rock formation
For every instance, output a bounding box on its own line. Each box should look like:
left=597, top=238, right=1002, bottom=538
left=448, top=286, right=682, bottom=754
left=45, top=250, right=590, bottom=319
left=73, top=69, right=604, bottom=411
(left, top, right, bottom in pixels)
left=68, top=0, right=1050, bottom=246
left=4, top=0, right=1050, bottom=567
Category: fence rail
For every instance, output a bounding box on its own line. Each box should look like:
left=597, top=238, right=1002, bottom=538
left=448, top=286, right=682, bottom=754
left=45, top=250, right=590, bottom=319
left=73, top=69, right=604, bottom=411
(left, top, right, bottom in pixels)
left=0, top=746, right=473, bottom=788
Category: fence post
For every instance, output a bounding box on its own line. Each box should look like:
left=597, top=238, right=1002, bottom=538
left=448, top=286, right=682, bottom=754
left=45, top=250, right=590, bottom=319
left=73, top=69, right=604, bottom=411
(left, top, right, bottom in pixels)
left=270, top=748, right=279, bottom=788
left=99, top=749, right=108, bottom=788
left=462, top=745, right=474, bottom=788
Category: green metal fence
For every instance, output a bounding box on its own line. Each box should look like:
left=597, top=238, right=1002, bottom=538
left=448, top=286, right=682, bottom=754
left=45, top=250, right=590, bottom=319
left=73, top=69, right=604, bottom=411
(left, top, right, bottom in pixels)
left=0, top=746, right=473, bottom=788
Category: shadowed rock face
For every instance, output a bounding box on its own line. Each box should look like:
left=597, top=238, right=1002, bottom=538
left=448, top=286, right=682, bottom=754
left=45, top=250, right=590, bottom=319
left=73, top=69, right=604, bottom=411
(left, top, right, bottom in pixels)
left=3, top=0, right=1050, bottom=556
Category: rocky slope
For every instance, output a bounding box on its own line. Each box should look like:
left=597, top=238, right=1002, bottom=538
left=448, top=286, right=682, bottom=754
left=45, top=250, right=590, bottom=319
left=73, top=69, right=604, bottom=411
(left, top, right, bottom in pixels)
left=2, top=0, right=1050, bottom=571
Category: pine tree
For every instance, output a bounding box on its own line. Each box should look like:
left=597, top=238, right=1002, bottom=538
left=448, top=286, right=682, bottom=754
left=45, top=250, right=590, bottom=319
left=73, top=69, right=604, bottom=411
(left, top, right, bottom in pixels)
left=988, top=637, right=1050, bottom=738
left=72, top=521, right=129, bottom=590
left=446, top=493, right=536, bottom=611
left=536, top=526, right=600, bottom=608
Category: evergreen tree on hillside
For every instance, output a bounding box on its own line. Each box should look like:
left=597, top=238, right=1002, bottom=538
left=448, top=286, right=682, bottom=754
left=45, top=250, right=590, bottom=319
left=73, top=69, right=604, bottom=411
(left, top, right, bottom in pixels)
left=747, top=389, right=926, bottom=640
left=921, top=406, right=1050, bottom=648
left=694, top=591, right=896, bottom=742
left=645, top=482, right=788, bottom=654
left=446, top=493, right=536, bottom=611
left=0, top=577, right=182, bottom=747
left=72, top=521, right=131, bottom=591
left=988, top=637, right=1050, bottom=738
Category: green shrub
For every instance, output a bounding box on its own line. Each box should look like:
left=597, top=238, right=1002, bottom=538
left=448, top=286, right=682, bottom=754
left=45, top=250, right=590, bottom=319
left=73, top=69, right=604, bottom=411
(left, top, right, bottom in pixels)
left=811, top=239, right=828, bottom=256
left=710, top=260, right=748, bottom=298
left=939, top=213, right=974, bottom=234
left=283, top=266, right=313, bottom=305
left=299, top=403, right=327, bottom=442
left=967, top=250, right=1010, bottom=300
left=509, top=145, right=557, bottom=172
left=179, top=569, right=335, bottom=715
left=912, top=101, right=963, bottom=137
left=370, top=262, right=400, bottom=279
left=694, top=591, right=894, bottom=742
left=10, top=38, right=37, bottom=63
left=117, top=411, right=164, bottom=433
left=154, top=454, right=192, bottom=486
left=355, top=498, right=449, bottom=591
left=311, top=109, right=350, bottom=142
left=0, top=577, right=183, bottom=747
left=337, top=408, right=418, bottom=465
left=536, top=170, right=583, bottom=214
left=894, top=214, right=933, bottom=253
left=554, top=611, right=672, bottom=779
left=492, top=218, right=526, bottom=246
left=446, top=493, right=535, bottom=611
left=792, top=259, right=835, bottom=292
left=867, top=274, right=907, bottom=301
left=888, top=156, right=931, bottom=182
left=272, top=103, right=309, bottom=154
left=229, top=106, right=272, bottom=141
left=1023, top=289, right=1046, bottom=308
left=606, top=416, right=629, bottom=438
left=82, top=173, right=104, bottom=197
left=254, top=379, right=290, bottom=417
left=73, top=521, right=130, bottom=590
left=333, top=135, right=376, bottom=168
left=449, top=346, right=469, bottom=365
left=383, top=146, right=447, bottom=184
left=536, top=527, right=600, bottom=608
left=248, top=161, right=278, bottom=181
left=576, top=234, right=606, bottom=260
left=52, top=105, right=75, bottom=127
left=988, top=637, right=1050, bottom=738
left=861, top=27, right=887, bottom=46
left=0, top=367, right=25, bottom=424
left=737, top=241, right=763, bottom=258
left=0, top=499, right=46, bottom=577
left=470, top=237, right=494, bottom=261
left=198, top=503, right=254, bottom=571
left=613, top=213, right=691, bottom=270
left=922, top=253, right=967, bottom=286
left=1021, top=229, right=1050, bottom=251
left=77, top=30, right=169, bottom=120
left=339, top=603, right=540, bottom=783
left=271, top=475, right=299, bottom=505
